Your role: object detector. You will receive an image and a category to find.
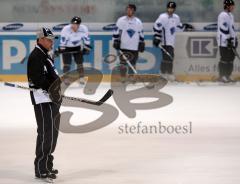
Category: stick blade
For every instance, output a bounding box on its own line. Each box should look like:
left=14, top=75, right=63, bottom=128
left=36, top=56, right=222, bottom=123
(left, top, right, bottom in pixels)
left=97, top=89, right=114, bottom=105
left=77, top=89, right=113, bottom=106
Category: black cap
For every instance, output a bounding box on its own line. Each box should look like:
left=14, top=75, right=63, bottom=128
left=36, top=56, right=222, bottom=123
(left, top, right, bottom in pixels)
left=71, top=16, right=81, bottom=24
left=36, top=27, right=58, bottom=40
left=224, top=0, right=235, bottom=6
left=167, top=1, right=177, bottom=9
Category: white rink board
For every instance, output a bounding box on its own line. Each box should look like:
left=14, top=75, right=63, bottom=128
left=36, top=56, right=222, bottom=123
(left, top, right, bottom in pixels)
left=174, top=32, right=240, bottom=76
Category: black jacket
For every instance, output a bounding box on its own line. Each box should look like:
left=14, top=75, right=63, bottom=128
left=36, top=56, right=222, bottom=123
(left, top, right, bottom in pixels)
left=27, top=44, right=59, bottom=105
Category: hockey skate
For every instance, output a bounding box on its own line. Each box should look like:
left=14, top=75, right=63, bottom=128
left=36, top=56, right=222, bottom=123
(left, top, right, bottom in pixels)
left=35, top=172, right=56, bottom=183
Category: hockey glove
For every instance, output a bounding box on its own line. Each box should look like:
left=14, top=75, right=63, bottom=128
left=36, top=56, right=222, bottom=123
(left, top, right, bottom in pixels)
left=227, top=38, right=234, bottom=49
left=49, top=80, right=62, bottom=105
left=182, top=23, right=195, bottom=32
left=82, top=45, right=92, bottom=55
left=57, top=46, right=66, bottom=53
left=113, top=40, right=121, bottom=50
left=153, top=38, right=161, bottom=47
left=138, top=41, right=145, bottom=52
left=54, top=46, right=66, bottom=57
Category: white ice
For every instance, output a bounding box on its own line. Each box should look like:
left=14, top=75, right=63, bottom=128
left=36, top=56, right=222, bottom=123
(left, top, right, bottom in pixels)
left=0, top=82, right=240, bottom=184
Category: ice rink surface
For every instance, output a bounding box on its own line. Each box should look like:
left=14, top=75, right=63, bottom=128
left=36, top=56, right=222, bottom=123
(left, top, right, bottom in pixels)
left=0, top=82, right=240, bottom=184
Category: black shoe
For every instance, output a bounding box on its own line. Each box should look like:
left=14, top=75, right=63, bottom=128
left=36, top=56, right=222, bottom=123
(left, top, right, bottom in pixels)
left=50, top=168, right=58, bottom=175
left=35, top=172, right=57, bottom=180
left=48, top=172, right=57, bottom=179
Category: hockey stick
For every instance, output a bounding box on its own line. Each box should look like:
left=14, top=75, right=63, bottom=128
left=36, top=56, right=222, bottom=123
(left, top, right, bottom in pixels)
left=53, top=44, right=92, bottom=58
left=118, top=50, right=156, bottom=89
left=53, top=50, right=83, bottom=58
left=20, top=50, right=83, bottom=64
left=4, top=82, right=113, bottom=106
left=102, top=51, right=165, bottom=89
left=20, top=56, right=28, bottom=64
left=118, top=50, right=138, bottom=74
left=158, top=45, right=174, bottom=61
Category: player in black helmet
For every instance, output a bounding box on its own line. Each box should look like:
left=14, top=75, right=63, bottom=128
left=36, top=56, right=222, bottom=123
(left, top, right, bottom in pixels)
left=217, top=0, right=238, bottom=82
left=153, top=1, right=183, bottom=81
left=58, top=16, right=91, bottom=85
left=224, top=0, right=235, bottom=8
left=71, top=16, right=81, bottom=24
left=167, top=1, right=176, bottom=9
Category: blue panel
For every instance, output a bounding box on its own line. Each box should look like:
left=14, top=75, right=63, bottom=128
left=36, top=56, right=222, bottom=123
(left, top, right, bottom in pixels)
left=0, top=33, right=162, bottom=75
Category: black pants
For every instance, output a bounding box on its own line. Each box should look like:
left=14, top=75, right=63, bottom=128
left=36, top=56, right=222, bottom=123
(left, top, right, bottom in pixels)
left=62, top=46, right=84, bottom=77
left=34, top=102, right=60, bottom=175
left=161, top=45, right=174, bottom=74
left=119, top=49, right=139, bottom=77
left=218, top=46, right=235, bottom=78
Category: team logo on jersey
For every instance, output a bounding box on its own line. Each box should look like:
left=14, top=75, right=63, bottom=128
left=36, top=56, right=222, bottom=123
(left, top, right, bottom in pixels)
left=126, top=29, right=136, bottom=38
left=72, top=40, right=80, bottom=45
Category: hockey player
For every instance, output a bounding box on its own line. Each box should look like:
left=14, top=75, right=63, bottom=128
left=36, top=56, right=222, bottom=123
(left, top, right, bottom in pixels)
left=217, top=0, right=238, bottom=83
left=58, top=16, right=91, bottom=85
left=153, top=1, right=183, bottom=81
left=113, top=4, right=145, bottom=83
left=27, top=27, right=60, bottom=182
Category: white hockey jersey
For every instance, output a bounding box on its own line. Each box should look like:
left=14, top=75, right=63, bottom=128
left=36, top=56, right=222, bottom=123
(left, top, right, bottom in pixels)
left=60, top=24, right=90, bottom=48
left=113, top=16, right=144, bottom=51
left=153, top=13, right=183, bottom=47
left=217, top=11, right=237, bottom=47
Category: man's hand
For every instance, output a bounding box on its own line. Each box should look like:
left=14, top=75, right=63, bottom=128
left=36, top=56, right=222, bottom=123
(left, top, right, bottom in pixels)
left=113, top=40, right=121, bottom=50
left=227, top=37, right=234, bottom=49
left=54, top=46, right=66, bottom=57
left=82, top=45, right=92, bottom=55
left=138, top=41, right=145, bottom=52
left=153, top=38, right=161, bottom=47
left=49, top=80, right=62, bottom=105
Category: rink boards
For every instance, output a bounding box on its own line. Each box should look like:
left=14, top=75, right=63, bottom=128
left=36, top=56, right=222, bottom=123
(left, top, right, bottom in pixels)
left=0, top=32, right=240, bottom=82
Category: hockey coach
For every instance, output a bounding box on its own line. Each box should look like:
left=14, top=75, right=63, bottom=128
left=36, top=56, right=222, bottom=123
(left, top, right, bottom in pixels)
left=27, top=27, right=61, bottom=182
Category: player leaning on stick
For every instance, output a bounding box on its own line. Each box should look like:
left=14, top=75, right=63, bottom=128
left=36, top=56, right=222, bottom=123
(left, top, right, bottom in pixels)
left=58, top=16, right=91, bottom=85
left=27, top=27, right=60, bottom=182
left=113, top=4, right=145, bottom=83
left=217, top=0, right=238, bottom=83
left=153, top=1, right=183, bottom=81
